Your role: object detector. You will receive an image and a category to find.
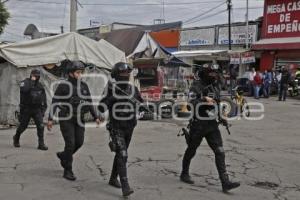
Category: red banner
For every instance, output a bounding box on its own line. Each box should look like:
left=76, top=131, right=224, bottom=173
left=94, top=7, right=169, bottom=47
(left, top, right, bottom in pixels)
left=263, top=0, right=300, bottom=38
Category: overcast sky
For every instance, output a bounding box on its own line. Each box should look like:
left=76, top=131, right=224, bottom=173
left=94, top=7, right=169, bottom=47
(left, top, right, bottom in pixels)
left=0, top=0, right=264, bottom=42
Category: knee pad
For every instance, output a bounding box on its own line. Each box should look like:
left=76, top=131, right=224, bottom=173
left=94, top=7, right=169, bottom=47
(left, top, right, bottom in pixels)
left=120, top=150, right=128, bottom=162
left=214, top=147, right=225, bottom=157
left=116, top=150, right=128, bottom=163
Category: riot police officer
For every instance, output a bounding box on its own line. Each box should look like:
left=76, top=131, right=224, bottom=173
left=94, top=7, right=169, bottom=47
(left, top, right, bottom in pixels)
left=47, top=61, right=101, bottom=181
left=180, top=64, right=240, bottom=193
left=98, top=62, right=143, bottom=197
left=13, top=69, right=48, bottom=150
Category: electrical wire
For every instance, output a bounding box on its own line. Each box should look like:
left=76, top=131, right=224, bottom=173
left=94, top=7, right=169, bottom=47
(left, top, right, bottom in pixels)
left=184, top=6, right=263, bottom=25
left=183, top=1, right=227, bottom=24
left=61, top=0, right=67, bottom=26
left=14, top=0, right=224, bottom=6
left=184, top=9, right=228, bottom=25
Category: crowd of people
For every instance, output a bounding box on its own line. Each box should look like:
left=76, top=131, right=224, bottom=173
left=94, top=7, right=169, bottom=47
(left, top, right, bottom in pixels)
left=247, top=66, right=293, bottom=101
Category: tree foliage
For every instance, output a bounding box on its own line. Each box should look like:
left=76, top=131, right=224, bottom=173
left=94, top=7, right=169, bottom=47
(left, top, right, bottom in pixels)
left=0, top=2, right=10, bottom=35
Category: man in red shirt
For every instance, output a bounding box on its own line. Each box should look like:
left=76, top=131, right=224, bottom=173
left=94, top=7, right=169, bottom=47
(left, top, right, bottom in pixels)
left=254, top=73, right=262, bottom=99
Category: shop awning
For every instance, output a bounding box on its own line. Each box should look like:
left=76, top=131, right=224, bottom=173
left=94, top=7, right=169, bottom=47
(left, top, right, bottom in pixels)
left=252, top=37, right=300, bottom=50
left=172, top=50, right=227, bottom=57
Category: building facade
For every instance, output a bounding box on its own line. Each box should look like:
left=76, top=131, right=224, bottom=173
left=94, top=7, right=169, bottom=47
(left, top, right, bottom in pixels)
left=252, top=0, right=300, bottom=71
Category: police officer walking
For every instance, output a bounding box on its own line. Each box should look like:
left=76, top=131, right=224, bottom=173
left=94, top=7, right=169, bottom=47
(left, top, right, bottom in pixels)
left=13, top=69, right=48, bottom=150
left=98, top=62, right=143, bottom=197
left=47, top=61, right=101, bottom=181
left=180, top=64, right=240, bottom=193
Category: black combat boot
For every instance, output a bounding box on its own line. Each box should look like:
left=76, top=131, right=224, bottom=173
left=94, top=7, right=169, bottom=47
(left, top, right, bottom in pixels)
left=109, top=178, right=121, bottom=188
left=37, top=134, right=48, bottom=150
left=63, top=169, right=77, bottom=181
left=56, top=152, right=67, bottom=169
left=109, top=158, right=121, bottom=188
left=220, top=173, right=240, bottom=193
left=13, top=135, right=21, bottom=148
left=180, top=151, right=194, bottom=184
left=120, top=177, right=134, bottom=197
left=180, top=173, right=195, bottom=184
left=37, top=143, right=48, bottom=150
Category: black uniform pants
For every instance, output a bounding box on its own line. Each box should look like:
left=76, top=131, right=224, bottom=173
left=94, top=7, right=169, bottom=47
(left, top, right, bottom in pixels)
left=59, top=117, right=85, bottom=171
left=279, top=83, right=288, bottom=101
left=15, top=107, right=45, bottom=144
left=182, top=123, right=227, bottom=178
left=110, top=127, right=134, bottom=181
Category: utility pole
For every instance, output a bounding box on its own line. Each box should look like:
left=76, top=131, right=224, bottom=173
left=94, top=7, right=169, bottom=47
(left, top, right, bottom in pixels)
left=245, top=0, right=249, bottom=49
left=227, top=0, right=232, bottom=50
left=70, top=0, right=77, bottom=32
left=162, top=0, right=165, bottom=21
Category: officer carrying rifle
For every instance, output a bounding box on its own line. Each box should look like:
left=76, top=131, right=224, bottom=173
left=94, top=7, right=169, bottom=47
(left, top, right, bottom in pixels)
left=179, top=64, right=240, bottom=193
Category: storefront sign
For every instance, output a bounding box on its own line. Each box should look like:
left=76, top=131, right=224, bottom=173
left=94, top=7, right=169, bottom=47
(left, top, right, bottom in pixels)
left=230, top=53, right=241, bottom=64
left=180, top=28, right=215, bottom=46
left=218, top=25, right=257, bottom=45
left=263, top=0, right=300, bottom=38
left=230, top=51, right=256, bottom=64
left=241, top=51, right=256, bottom=64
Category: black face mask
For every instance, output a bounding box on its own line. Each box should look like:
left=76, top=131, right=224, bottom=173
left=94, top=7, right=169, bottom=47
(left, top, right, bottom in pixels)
left=116, top=75, right=130, bottom=82
left=68, top=74, right=79, bottom=85
left=30, top=75, right=40, bottom=84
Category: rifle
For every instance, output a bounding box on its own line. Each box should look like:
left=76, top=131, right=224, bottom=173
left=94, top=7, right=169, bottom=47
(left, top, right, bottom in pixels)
left=207, top=84, right=232, bottom=135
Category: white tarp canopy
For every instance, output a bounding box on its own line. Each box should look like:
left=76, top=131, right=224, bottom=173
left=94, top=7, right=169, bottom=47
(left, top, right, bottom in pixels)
left=0, top=32, right=126, bottom=125
left=0, top=32, right=125, bottom=69
left=127, top=32, right=159, bottom=59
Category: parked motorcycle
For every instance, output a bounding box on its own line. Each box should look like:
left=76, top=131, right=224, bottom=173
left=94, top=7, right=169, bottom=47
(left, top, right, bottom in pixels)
left=288, top=78, right=300, bottom=97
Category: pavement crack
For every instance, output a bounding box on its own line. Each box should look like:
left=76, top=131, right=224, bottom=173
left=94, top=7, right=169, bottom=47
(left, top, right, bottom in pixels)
left=88, top=155, right=108, bottom=180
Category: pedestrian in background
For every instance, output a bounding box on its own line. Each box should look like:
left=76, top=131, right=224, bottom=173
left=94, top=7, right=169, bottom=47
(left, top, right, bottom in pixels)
left=278, top=66, right=291, bottom=101
left=248, top=68, right=256, bottom=96
left=262, top=70, right=272, bottom=98
left=276, top=69, right=282, bottom=95
left=253, top=72, right=262, bottom=99
left=229, top=64, right=238, bottom=95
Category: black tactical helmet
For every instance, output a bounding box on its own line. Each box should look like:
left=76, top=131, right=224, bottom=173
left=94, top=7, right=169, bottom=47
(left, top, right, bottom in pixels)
left=195, top=63, right=219, bottom=85
left=67, top=61, right=85, bottom=73
left=111, top=62, right=133, bottom=80
left=30, top=69, right=41, bottom=77
left=30, top=69, right=41, bottom=81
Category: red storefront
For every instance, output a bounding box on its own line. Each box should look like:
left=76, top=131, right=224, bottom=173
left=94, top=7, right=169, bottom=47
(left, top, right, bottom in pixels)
left=252, top=0, right=300, bottom=72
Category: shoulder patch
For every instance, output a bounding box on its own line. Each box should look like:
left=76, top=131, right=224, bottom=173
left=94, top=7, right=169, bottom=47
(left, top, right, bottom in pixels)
left=20, top=82, right=25, bottom=87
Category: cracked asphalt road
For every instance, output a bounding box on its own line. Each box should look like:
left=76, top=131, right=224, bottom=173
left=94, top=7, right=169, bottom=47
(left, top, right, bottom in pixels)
left=1, top=97, right=300, bottom=200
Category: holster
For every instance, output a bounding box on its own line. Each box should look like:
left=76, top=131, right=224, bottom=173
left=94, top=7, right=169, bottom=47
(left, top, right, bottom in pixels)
left=108, top=123, right=117, bottom=152
left=109, top=140, right=117, bottom=152
left=182, top=128, right=191, bottom=145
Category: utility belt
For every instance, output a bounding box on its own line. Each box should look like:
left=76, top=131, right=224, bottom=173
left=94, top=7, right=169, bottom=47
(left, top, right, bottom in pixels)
left=20, top=104, right=43, bottom=111
left=58, top=104, right=89, bottom=118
